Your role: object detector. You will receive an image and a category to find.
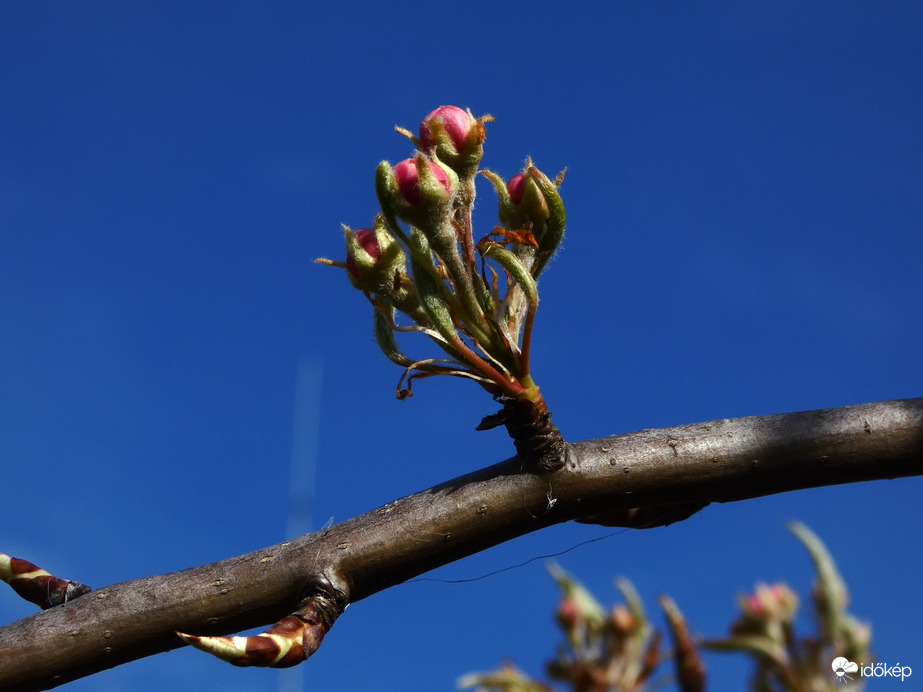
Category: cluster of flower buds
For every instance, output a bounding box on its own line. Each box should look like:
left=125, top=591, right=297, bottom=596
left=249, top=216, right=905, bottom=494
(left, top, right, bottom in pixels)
left=318, top=106, right=568, bottom=471
left=731, top=581, right=799, bottom=646
left=456, top=661, right=554, bottom=692
left=460, top=563, right=705, bottom=692
left=546, top=564, right=663, bottom=691
left=705, top=522, right=871, bottom=690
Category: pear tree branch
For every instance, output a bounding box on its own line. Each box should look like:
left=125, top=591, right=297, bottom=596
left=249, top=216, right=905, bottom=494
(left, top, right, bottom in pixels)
left=1, top=397, right=920, bottom=690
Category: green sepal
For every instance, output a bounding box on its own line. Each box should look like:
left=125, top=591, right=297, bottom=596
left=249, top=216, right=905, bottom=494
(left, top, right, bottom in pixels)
left=529, top=167, right=566, bottom=278
left=375, top=161, right=412, bottom=248
left=409, top=229, right=458, bottom=344
left=480, top=169, right=512, bottom=215
left=409, top=153, right=461, bottom=261
left=480, top=241, right=537, bottom=305
left=788, top=521, right=852, bottom=647
left=373, top=301, right=412, bottom=367
left=615, top=577, right=648, bottom=625
left=473, top=270, right=494, bottom=316
left=374, top=159, right=396, bottom=213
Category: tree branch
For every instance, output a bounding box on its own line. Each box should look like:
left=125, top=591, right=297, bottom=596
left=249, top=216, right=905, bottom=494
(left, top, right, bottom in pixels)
left=1, top=398, right=920, bottom=690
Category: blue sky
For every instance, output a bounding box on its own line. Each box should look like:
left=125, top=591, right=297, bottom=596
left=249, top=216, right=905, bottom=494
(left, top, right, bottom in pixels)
left=2, top=3, right=921, bottom=690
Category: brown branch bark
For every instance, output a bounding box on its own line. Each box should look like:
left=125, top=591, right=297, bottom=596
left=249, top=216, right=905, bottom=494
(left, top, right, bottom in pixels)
left=1, top=398, right=921, bottom=690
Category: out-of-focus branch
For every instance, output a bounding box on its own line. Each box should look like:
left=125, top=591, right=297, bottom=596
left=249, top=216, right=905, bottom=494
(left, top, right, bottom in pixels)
left=1, top=398, right=920, bottom=690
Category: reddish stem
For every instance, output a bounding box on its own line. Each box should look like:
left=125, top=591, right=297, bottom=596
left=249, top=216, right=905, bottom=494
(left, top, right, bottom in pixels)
left=449, top=335, right=523, bottom=399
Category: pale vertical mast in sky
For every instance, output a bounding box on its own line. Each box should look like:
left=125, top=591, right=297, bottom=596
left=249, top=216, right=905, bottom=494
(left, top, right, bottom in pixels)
left=278, top=357, right=322, bottom=692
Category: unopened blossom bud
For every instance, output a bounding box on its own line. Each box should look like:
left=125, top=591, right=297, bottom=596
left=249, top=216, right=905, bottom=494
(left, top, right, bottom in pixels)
left=483, top=163, right=566, bottom=278
left=420, top=106, right=475, bottom=154
left=739, top=583, right=799, bottom=624
left=548, top=563, right=606, bottom=632
left=494, top=167, right=545, bottom=228
left=507, top=172, right=527, bottom=205
left=419, top=105, right=484, bottom=175
left=346, top=227, right=380, bottom=277
left=376, top=154, right=456, bottom=231
left=376, top=153, right=460, bottom=260
left=343, top=221, right=406, bottom=294
left=608, top=604, right=638, bottom=636
left=393, top=157, right=453, bottom=207
left=731, top=582, right=799, bottom=644
left=556, top=596, right=581, bottom=631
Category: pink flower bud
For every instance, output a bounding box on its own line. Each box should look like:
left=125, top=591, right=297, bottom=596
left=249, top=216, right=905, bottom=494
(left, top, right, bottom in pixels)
left=556, top=596, right=580, bottom=630
left=341, top=222, right=405, bottom=294
left=420, top=105, right=476, bottom=154
left=490, top=164, right=565, bottom=278
left=608, top=605, right=638, bottom=636
left=393, top=158, right=452, bottom=207
left=739, top=583, right=799, bottom=623
left=346, top=227, right=380, bottom=277
left=507, top=173, right=526, bottom=205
